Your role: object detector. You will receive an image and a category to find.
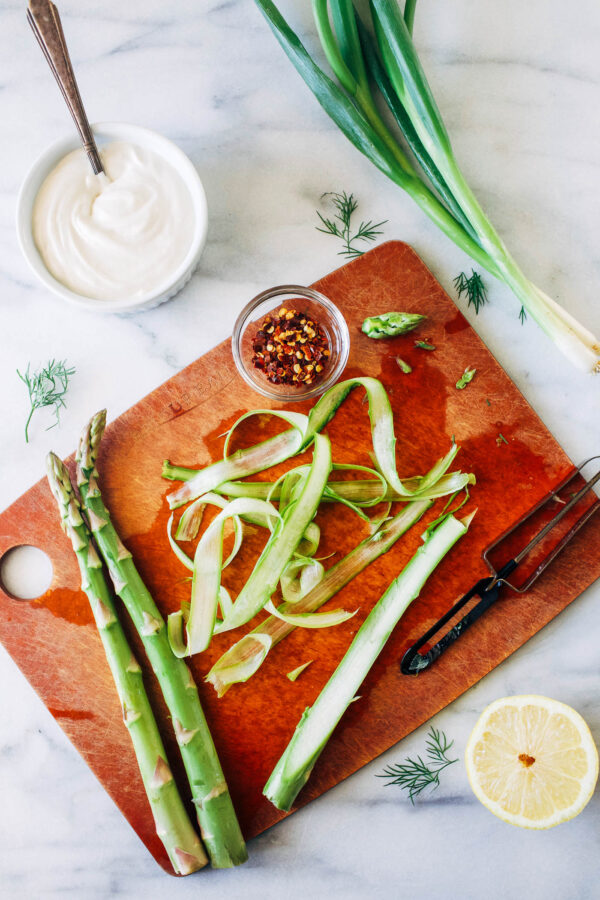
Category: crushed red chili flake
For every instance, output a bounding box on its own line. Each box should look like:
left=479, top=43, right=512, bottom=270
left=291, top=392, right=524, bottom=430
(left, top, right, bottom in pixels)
left=251, top=307, right=330, bottom=386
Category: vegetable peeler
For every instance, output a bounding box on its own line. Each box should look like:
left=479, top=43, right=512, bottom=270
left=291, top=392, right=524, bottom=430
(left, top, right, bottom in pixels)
left=401, top=456, right=600, bottom=675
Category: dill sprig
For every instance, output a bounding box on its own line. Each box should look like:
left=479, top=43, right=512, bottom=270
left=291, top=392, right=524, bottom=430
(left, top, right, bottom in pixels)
left=316, top=191, right=386, bottom=259
left=519, top=305, right=527, bottom=325
left=454, top=269, right=488, bottom=313
left=17, top=359, right=76, bottom=443
left=377, top=726, right=458, bottom=803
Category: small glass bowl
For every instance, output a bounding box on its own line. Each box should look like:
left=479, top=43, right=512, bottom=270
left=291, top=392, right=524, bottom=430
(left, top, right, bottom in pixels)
left=232, top=285, right=350, bottom=402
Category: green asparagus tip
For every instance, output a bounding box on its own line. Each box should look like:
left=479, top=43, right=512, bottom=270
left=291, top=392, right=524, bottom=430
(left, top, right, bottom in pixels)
left=46, top=452, right=72, bottom=504
left=77, top=409, right=107, bottom=469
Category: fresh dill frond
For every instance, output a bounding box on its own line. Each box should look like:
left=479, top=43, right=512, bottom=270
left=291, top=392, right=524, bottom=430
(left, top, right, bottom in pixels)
left=17, top=359, right=76, bottom=443
left=454, top=269, right=488, bottom=314
left=377, top=726, right=458, bottom=804
left=519, top=305, right=527, bottom=324
left=316, top=191, right=386, bottom=259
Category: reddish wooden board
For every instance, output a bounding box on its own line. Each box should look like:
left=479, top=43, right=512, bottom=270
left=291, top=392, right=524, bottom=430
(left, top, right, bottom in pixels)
left=1, top=241, right=599, bottom=874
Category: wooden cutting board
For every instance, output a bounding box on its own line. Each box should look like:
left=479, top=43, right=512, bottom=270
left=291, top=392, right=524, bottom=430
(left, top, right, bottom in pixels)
left=1, top=241, right=599, bottom=874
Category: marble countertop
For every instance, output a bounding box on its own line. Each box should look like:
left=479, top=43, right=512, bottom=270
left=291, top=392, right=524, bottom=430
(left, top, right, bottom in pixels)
left=1, top=1, right=599, bottom=897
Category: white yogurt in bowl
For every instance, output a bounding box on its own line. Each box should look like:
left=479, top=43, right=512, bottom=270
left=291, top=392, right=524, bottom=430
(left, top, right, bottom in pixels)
left=17, top=123, right=208, bottom=312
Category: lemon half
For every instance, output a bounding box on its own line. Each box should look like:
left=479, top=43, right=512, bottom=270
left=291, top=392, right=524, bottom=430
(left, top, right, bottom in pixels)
left=465, top=695, right=598, bottom=829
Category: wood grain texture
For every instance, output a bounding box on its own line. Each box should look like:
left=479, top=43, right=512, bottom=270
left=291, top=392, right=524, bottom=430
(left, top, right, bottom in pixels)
left=0, top=242, right=598, bottom=874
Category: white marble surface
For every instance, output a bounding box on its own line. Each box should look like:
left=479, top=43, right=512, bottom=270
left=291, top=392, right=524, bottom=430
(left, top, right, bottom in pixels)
left=1, top=1, right=599, bottom=897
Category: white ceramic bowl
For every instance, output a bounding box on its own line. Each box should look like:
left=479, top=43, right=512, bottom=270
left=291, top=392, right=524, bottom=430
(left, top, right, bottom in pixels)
left=16, top=122, right=208, bottom=313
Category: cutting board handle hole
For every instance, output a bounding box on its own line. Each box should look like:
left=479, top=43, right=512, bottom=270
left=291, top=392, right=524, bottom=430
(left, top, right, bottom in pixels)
left=0, top=545, right=53, bottom=600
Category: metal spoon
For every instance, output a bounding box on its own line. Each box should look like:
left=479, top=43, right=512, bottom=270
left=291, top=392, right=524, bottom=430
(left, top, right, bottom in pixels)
left=27, top=0, right=104, bottom=174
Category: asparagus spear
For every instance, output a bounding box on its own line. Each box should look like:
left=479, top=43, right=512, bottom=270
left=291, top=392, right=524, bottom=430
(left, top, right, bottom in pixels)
left=76, top=412, right=247, bottom=869
left=46, top=453, right=207, bottom=876
left=264, top=510, right=474, bottom=811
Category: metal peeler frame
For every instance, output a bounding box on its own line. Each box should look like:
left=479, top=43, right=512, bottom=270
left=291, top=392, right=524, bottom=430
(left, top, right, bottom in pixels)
left=401, top=456, right=600, bottom=675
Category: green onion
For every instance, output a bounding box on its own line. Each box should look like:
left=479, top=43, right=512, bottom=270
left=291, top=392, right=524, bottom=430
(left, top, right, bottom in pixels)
left=253, top=0, right=600, bottom=373
left=263, top=510, right=474, bottom=811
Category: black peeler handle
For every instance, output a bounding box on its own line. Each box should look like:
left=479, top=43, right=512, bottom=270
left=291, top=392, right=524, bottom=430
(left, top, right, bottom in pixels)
left=401, top=559, right=517, bottom=674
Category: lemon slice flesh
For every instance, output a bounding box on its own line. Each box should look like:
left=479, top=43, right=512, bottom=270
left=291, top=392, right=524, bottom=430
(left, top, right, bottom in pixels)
left=466, top=695, right=598, bottom=829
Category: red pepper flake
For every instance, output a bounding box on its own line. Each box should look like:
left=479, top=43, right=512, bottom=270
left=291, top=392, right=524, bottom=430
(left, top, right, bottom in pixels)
left=251, top=307, right=330, bottom=386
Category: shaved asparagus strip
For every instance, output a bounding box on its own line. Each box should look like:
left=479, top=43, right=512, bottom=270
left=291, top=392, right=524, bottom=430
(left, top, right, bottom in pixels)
left=167, top=428, right=304, bottom=509
left=305, top=377, right=459, bottom=497
left=166, top=377, right=469, bottom=510
left=176, top=492, right=238, bottom=542
left=217, top=433, right=333, bottom=633
left=77, top=411, right=247, bottom=869
left=169, top=494, right=245, bottom=571
left=218, top=586, right=233, bottom=619
left=296, top=521, right=321, bottom=557
left=206, top=498, right=432, bottom=695
left=264, top=511, right=474, bottom=811
left=280, top=557, right=324, bottom=603
left=46, top=454, right=208, bottom=876
left=164, top=470, right=474, bottom=505
left=167, top=409, right=309, bottom=509
left=223, top=409, right=310, bottom=459
left=264, top=599, right=357, bottom=628
left=168, top=514, right=198, bottom=571
left=176, top=495, right=208, bottom=541
left=324, top=463, right=387, bottom=507
left=271, top=462, right=387, bottom=524
left=168, top=498, right=280, bottom=656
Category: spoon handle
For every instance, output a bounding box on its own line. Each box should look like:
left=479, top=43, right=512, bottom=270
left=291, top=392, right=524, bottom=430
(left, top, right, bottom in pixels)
left=27, top=0, right=104, bottom=174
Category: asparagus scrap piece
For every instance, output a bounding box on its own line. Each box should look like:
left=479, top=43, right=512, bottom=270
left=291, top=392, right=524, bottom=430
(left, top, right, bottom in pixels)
left=46, top=453, right=207, bottom=876
left=264, top=510, right=474, bottom=811
left=361, top=311, right=426, bottom=339
left=76, top=411, right=247, bottom=869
